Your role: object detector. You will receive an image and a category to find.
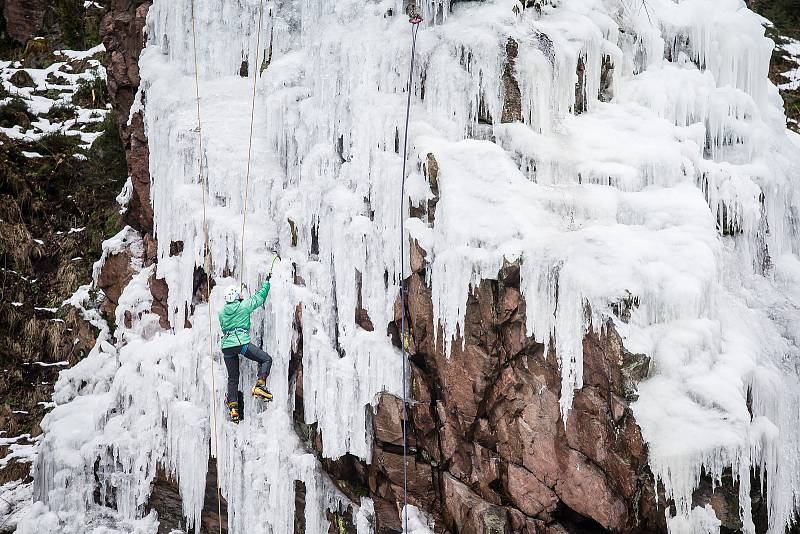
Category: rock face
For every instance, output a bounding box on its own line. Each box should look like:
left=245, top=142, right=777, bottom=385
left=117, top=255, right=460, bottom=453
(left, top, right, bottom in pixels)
left=101, top=0, right=171, bottom=328
left=291, top=255, right=664, bottom=534
left=372, top=260, right=663, bottom=534
left=81, top=2, right=792, bottom=532
left=284, top=155, right=662, bottom=534
left=147, top=462, right=228, bottom=534
left=96, top=248, right=136, bottom=318
left=101, top=0, right=153, bottom=235
left=3, top=0, right=47, bottom=44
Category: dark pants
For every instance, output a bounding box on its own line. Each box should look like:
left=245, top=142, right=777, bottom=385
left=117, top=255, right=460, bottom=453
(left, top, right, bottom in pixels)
left=222, top=343, right=273, bottom=403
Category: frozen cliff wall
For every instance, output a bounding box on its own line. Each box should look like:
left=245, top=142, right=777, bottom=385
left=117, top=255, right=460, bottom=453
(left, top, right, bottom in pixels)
left=13, top=0, right=800, bottom=533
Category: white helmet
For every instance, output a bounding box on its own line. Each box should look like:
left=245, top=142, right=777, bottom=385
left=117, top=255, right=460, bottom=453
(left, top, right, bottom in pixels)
left=223, top=285, right=241, bottom=304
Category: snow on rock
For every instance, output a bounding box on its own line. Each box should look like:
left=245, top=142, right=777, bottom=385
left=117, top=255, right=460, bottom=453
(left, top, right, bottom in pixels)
left=0, top=435, right=38, bottom=469
left=403, top=505, right=436, bottom=534
left=0, top=43, right=110, bottom=147
left=667, top=504, right=723, bottom=534
left=19, top=0, right=800, bottom=533
left=0, top=480, right=34, bottom=532
left=776, top=37, right=800, bottom=91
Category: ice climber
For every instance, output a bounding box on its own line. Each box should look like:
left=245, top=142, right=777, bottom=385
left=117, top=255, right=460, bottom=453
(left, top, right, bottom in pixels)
left=219, top=277, right=273, bottom=423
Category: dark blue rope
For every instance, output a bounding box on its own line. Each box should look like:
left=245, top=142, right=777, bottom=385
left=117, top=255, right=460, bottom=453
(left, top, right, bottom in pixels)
left=400, top=17, right=421, bottom=534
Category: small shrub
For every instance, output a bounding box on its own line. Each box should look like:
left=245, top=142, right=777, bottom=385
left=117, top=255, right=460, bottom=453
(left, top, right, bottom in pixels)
left=56, top=0, right=87, bottom=50
left=85, top=114, right=127, bottom=184
left=0, top=97, right=34, bottom=128
left=37, top=131, right=82, bottom=156
left=9, top=70, right=35, bottom=88
left=0, top=97, right=31, bottom=115
left=46, top=102, right=78, bottom=123
left=21, top=38, right=56, bottom=69
left=80, top=119, right=107, bottom=133
left=72, top=77, right=109, bottom=109
left=83, top=4, right=106, bottom=49
left=43, top=88, right=68, bottom=100
left=62, top=58, right=91, bottom=75
left=45, top=72, right=70, bottom=86
left=753, top=0, right=800, bottom=37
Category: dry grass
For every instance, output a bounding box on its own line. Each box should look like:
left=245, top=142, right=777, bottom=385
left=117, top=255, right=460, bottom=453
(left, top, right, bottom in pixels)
left=0, top=221, right=33, bottom=272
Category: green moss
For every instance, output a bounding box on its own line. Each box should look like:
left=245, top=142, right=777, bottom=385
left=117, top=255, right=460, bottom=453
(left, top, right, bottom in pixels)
left=46, top=102, right=78, bottom=122
left=754, top=0, right=800, bottom=37
left=86, top=114, right=128, bottom=184
left=80, top=114, right=127, bottom=253
left=22, top=38, right=57, bottom=69
left=103, top=211, right=121, bottom=236
left=37, top=131, right=82, bottom=156
left=56, top=0, right=87, bottom=50
left=32, top=88, right=68, bottom=100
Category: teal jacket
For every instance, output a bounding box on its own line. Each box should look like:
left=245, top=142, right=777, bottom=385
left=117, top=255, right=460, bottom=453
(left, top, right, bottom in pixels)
left=218, top=280, right=271, bottom=349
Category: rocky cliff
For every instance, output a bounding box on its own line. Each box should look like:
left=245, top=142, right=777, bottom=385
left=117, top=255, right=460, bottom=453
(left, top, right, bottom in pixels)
left=5, top=1, right=800, bottom=534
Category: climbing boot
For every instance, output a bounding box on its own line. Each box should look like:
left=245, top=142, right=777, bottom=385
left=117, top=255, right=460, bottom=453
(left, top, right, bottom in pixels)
left=227, top=401, right=240, bottom=423
left=251, top=378, right=273, bottom=401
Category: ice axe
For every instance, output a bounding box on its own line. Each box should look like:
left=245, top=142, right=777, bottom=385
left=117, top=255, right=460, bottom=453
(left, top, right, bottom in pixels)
left=243, top=253, right=281, bottom=294
left=257, top=252, right=281, bottom=286
left=268, top=253, right=281, bottom=277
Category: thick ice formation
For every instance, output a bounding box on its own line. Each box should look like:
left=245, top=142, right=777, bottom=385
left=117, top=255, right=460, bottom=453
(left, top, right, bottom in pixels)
left=16, top=0, right=800, bottom=533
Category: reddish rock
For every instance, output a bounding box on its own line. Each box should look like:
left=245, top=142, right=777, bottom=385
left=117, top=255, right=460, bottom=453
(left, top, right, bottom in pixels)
left=469, top=443, right=502, bottom=505
left=410, top=239, right=427, bottom=273
left=96, top=250, right=135, bottom=318
left=146, top=460, right=227, bottom=534
left=505, top=463, right=558, bottom=518
left=376, top=268, right=666, bottom=534
left=143, top=232, right=158, bottom=266
left=397, top=273, right=437, bottom=357
left=373, top=393, right=409, bottom=448
left=442, top=474, right=509, bottom=534
left=370, top=446, right=436, bottom=508
left=555, top=449, right=628, bottom=529
left=148, top=272, right=171, bottom=330
left=125, top=103, right=153, bottom=233
left=502, top=38, right=522, bottom=123
left=373, top=496, right=403, bottom=534
left=356, top=270, right=375, bottom=332
left=3, top=0, right=47, bottom=44
left=437, top=401, right=473, bottom=479
left=102, top=1, right=153, bottom=234
left=496, top=286, right=521, bottom=324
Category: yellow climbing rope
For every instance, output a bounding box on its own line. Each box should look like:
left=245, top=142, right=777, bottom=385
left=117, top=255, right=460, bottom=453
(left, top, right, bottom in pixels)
left=188, top=1, right=267, bottom=530
left=189, top=0, right=223, bottom=530
left=239, top=0, right=266, bottom=289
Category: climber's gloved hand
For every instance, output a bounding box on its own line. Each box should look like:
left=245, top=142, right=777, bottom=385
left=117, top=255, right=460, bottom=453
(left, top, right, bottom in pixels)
left=266, top=273, right=272, bottom=282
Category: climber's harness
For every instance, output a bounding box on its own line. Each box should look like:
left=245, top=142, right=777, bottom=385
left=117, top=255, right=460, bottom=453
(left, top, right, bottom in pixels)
left=221, top=328, right=249, bottom=356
